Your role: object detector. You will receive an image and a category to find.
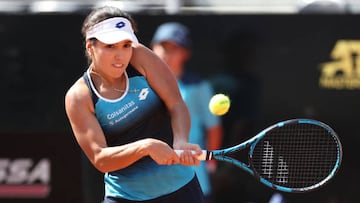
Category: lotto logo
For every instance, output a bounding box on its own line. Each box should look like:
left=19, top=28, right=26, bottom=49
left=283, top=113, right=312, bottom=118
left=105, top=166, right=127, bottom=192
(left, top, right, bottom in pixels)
left=138, top=88, right=149, bottom=100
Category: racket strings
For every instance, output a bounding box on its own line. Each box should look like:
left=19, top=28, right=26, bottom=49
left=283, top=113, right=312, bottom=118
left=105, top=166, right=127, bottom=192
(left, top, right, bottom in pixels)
left=251, top=123, right=340, bottom=189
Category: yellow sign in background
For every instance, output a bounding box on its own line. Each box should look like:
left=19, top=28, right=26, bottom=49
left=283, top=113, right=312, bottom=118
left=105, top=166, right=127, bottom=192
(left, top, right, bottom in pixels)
left=320, top=40, right=360, bottom=89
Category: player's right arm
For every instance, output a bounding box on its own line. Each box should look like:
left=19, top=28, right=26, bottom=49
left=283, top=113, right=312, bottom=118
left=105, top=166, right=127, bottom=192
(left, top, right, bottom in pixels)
left=64, top=78, right=180, bottom=172
left=131, top=44, right=202, bottom=163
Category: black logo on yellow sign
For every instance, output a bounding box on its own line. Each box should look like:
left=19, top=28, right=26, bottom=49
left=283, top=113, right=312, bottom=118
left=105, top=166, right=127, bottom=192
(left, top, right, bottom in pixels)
left=320, top=40, right=360, bottom=89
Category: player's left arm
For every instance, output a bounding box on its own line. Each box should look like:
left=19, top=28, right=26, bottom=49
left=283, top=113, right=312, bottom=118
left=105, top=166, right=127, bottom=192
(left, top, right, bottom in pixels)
left=130, top=44, right=202, bottom=164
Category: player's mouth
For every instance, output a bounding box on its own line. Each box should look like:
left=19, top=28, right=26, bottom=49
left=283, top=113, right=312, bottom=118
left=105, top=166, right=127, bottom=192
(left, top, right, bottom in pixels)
left=113, top=63, right=124, bottom=68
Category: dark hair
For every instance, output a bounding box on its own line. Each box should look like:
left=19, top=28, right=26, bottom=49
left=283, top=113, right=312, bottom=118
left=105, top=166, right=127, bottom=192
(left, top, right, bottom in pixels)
left=81, top=6, right=138, bottom=64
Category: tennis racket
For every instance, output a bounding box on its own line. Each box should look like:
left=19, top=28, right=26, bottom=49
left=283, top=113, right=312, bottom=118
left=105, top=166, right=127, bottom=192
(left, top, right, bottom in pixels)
left=176, top=118, right=343, bottom=193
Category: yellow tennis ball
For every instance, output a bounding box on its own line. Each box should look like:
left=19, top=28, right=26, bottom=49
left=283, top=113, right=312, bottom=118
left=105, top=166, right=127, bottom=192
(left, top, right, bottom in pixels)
left=209, top=94, right=231, bottom=116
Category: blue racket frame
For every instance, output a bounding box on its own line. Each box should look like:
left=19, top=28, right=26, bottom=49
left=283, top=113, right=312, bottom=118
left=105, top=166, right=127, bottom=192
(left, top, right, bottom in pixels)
left=209, top=119, right=343, bottom=193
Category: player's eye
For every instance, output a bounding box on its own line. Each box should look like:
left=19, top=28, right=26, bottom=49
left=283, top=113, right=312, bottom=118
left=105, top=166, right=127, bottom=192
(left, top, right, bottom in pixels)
left=124, top=42, right=132, bottom=48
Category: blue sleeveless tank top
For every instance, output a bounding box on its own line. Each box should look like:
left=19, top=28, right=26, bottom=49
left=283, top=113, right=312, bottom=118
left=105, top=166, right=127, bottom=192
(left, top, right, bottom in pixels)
left=83, top=66, right=195, bottom=201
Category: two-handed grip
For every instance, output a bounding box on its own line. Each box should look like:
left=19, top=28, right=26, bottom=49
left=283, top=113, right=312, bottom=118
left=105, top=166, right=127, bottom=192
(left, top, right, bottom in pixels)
left=174, top=150, right=211, bottom=160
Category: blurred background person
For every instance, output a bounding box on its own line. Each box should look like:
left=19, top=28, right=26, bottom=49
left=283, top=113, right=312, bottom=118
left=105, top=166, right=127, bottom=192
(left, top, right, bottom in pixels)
left=151, top=22, right=224, bottom=203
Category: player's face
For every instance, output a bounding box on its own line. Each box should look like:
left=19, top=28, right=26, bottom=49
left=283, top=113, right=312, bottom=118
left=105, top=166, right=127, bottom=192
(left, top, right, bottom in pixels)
left=89, top=39, right=133, bottom=79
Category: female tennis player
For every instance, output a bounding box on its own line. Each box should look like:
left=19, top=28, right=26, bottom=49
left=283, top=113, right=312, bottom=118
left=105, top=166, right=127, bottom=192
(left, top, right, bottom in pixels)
left=65, top=6, right=205, bottom=203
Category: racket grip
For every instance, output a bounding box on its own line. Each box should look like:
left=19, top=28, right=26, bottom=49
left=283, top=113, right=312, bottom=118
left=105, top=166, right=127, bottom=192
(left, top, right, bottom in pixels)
left=174, top=150, right=211, bottom=161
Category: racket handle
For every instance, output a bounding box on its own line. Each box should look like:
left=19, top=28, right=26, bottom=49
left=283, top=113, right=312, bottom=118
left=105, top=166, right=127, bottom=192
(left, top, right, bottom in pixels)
left=174, top=150, right=211, bottom=161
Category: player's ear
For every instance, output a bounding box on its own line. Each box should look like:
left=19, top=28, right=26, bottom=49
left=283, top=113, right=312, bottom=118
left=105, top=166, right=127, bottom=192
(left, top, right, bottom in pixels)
left=86, top=40, right=93, bottom=56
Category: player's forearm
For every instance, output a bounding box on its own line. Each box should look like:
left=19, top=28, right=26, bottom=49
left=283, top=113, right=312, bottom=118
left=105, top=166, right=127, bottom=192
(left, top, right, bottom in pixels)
left=170, top=102, right=191, bottom=148
left=93, top=139, right=150, bottom=173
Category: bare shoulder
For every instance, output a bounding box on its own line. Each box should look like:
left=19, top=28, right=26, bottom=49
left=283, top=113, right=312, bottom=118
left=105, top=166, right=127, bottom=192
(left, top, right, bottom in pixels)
left=130, top=43, right=154, bottom=76
left=65, top=77, right=92, bottom=113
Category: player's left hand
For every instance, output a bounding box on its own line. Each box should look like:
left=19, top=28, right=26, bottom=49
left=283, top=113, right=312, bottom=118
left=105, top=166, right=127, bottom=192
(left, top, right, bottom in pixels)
left=173, top=142, right=202, bottom=166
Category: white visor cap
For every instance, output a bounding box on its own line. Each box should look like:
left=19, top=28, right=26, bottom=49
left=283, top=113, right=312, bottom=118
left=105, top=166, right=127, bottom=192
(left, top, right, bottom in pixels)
left=86, top=17, right=139, bottom=45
